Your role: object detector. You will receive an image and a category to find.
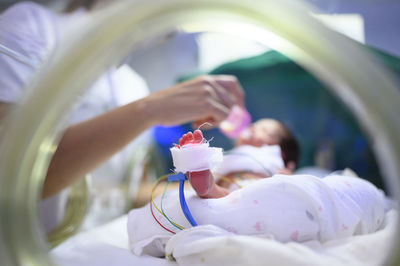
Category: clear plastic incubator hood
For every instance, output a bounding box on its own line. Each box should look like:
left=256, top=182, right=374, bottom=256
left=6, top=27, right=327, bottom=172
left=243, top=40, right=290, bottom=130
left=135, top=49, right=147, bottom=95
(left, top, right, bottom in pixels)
left=0, top=0, right=399, bottom=265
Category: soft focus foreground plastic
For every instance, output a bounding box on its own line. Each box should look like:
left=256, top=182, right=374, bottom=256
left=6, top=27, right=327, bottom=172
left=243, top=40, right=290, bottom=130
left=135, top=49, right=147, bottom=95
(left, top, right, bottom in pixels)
left=0, top=0, right=400, bottom=265
left=220, top=105, right=252, bottom=138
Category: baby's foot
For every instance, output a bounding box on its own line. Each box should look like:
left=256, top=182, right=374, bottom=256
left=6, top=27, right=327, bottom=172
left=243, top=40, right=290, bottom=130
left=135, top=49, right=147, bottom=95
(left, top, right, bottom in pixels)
left=177, top=130, right=229, bottom=198
left=178, top=130, right=203, bottom=146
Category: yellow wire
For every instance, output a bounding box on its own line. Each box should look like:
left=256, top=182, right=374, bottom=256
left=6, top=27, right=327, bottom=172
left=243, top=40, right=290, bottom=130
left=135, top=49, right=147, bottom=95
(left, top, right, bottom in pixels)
left=151, top=174, right=243, bottom=230
left=151, top=174, right=185, bottom=230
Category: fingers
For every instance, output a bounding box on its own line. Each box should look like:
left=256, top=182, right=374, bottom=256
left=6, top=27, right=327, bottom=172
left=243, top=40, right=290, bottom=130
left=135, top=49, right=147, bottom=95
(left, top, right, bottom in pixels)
left=213, top=75, right=245, bottom=107
left=204, top=98, right=230, bottom=124
left=192, top=75, right=245, bottom=110
left=151, top=74, right=245, bottom=127
left=190, top=91, right=230, bottom=125
left=204, top=79, right=236, bottom=109
left=189, top=80, right=237, bottom=128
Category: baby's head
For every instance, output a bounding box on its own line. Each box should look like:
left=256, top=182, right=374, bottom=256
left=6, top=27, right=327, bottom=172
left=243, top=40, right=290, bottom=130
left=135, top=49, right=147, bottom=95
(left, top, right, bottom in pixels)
left=236, top=119, right=300, bottom=167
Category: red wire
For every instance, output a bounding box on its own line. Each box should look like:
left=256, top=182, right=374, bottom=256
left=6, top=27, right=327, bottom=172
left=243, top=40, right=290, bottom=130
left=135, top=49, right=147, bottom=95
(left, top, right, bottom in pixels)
left=150, top=193, right=176, bottom=234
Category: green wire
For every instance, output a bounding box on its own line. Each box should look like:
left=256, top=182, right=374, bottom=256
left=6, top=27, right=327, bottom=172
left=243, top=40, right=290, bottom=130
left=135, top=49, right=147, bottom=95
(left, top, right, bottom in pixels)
left=160, top=181, right=184, bottom=230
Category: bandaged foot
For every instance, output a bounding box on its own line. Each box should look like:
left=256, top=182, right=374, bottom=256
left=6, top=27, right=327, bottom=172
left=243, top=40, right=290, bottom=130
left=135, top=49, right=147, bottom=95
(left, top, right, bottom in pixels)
left=177, top=130, right=229, bottom=198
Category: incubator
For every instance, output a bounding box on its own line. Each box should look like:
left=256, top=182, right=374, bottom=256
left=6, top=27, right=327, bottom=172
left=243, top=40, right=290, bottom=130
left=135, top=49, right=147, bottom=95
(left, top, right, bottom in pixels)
left=0, top=0, right=399, bottom=265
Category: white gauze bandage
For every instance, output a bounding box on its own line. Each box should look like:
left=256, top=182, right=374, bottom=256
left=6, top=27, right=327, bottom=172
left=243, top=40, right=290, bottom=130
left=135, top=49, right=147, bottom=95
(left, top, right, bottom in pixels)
left=170, top=143, right=223, bottom=173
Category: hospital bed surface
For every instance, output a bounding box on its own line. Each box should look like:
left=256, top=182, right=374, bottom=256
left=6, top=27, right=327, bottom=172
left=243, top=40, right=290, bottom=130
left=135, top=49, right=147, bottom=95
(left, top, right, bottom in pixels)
left=50, top=215, right=176, bottom=266
left=51, top=210, right=396, bottom=266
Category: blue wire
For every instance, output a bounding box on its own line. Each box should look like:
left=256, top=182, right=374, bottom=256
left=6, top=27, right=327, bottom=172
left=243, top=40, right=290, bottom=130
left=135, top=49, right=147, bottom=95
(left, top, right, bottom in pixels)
left=179, top=179, right=198, bottom=227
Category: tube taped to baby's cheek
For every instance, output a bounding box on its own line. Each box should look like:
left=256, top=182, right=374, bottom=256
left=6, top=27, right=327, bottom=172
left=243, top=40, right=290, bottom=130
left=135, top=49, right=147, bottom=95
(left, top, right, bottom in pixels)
left=170, top=143, right=223, bottom=173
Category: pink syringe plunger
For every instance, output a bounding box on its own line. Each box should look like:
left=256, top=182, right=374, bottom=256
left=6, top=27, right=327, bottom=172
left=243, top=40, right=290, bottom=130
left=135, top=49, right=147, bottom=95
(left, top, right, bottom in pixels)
left=219, top=105, right=251, bottom=139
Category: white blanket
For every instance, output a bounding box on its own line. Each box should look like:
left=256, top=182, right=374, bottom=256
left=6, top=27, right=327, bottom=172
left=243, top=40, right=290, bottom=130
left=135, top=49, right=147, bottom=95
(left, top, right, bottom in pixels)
left=128, top=174, right=386, bottom=256
left=50, top=210, right=397, bottom=266
left=166, top=210, right=397, bottom=266
left=50, top=215, right=176, bottom=266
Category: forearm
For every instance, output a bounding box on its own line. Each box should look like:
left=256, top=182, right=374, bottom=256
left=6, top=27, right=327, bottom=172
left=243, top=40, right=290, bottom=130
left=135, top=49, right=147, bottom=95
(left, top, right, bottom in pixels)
left=42, top=75, right=245, bottom=198
left=42, top=97, right=156, bottom=198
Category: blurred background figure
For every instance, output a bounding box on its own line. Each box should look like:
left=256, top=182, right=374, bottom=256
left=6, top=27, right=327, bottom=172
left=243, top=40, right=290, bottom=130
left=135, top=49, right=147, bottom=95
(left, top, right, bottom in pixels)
left=0, top=0, right=244, bottom=234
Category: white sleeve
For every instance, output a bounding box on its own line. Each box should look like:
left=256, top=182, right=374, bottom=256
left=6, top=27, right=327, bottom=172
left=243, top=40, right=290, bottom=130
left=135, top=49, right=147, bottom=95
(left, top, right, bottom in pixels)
left=112, top=65, right=150, bottom=105
left=0, top=2, right=57, bottom=102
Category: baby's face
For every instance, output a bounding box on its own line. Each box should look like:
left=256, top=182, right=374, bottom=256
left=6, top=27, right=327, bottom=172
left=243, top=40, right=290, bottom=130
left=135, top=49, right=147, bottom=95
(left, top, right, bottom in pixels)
left=236, top=119, right=286, bottom=147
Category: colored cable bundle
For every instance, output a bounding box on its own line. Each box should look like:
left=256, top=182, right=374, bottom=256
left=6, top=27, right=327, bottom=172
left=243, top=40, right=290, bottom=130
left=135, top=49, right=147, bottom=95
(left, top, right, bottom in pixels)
left=160, top=181, right=184, bottom=230
left=150, top=172, right=240, bottom=233
left=150, top=174, right=184, bottom=234
left=150, top=172, right=200, bottom=233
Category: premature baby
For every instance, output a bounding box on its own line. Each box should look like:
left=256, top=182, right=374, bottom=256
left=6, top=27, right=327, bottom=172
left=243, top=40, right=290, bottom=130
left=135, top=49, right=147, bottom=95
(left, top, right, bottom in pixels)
left=127, top=120, right=386, bottom=257
left=183, top=119, right=300, bottom=198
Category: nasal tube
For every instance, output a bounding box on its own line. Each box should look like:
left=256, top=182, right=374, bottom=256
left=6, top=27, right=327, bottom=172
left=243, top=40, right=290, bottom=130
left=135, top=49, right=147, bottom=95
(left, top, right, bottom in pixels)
left=219, top=105, right=251, bottom=138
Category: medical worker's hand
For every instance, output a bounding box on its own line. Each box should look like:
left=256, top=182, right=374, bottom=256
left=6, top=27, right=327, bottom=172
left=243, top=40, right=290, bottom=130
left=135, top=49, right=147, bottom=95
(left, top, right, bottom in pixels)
left=144, top=75, right=245, bottom=128
left=42, top=75, right=244, bottom=198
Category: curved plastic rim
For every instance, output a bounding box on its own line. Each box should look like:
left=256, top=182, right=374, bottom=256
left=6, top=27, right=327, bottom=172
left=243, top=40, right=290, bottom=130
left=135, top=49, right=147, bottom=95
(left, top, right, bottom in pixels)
left=0, top=0, right=399, bottom=265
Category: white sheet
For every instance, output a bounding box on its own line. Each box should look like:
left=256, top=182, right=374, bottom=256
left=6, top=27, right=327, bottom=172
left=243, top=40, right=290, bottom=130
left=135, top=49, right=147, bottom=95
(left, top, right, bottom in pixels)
left=166, top=210, right=397, bottom=266
left=51, top=210, right=397, bottom=266
left=128, top=174, right=386, bottom=256
left=50, top=215, right=176, bottom=266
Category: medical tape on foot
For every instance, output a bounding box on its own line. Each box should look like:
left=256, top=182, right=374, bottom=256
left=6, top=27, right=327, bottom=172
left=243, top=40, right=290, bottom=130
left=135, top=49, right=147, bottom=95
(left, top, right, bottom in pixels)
left=170, top=143, right=223, bottom=173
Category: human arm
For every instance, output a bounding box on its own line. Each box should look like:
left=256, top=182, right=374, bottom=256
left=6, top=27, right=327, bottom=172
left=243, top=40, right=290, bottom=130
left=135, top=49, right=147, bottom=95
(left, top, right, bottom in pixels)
left=43, top=75, right=244, bottom=198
